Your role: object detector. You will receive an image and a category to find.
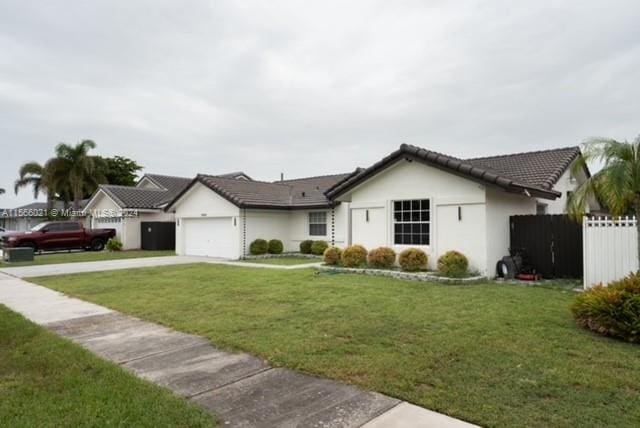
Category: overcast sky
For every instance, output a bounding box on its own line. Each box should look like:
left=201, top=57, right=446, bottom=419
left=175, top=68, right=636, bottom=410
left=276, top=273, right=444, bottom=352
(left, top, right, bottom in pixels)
left=1, top=1, right=639, bottom=207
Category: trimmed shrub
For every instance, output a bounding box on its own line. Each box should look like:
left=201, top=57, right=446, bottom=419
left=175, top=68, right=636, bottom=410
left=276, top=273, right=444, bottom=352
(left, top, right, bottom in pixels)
left=571, top=272, right=640, bottom=343
left=311, top=240, right=329, bottom=256
left=323, top=246, right=342, bottom=265
left=399, top=248, right=428, bottom=272
left=268, top=239, right=284, bottom=254
left=300, top=240, right=313, bottom=254
left=437, top=250, right=469, bottom=277
left=106, top=237, right=123, bottom=252
left=249, top=238, right=268, bottom=255
left=367, top=247, right=396, bottom=269
left=341, top=245, right=368, bottom=267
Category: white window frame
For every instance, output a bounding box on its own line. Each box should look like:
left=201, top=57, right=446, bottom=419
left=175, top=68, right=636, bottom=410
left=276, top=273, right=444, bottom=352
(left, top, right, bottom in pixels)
left=308, top=211, right=327, bottom=237
left=392, top=199, right=431, bottom=246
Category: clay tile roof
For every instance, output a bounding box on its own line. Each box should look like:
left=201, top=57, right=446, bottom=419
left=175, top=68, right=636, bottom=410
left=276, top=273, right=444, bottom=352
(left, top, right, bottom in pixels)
left=168, top=172, right=357, bottom=210
left=326, top=144, right=567, bottom=200
left=100, top=185, right=170, bottom=209
left=466, top=146, right=581, bottom=190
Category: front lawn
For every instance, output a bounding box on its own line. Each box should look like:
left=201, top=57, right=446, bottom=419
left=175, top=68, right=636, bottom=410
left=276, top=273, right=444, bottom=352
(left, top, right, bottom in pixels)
left=242, top=256, right=320, bottom=266
left=31, top=265, right=640, bottom=427
left=0, top=304, right=215, bottom=427
left=0, top=250, right=174, bottom=267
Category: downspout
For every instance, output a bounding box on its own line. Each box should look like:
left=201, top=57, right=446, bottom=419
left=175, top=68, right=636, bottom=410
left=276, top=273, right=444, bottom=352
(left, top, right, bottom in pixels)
left=242, top=208, right=247, bottom=258
left=331, top=207, right=335, bottom=246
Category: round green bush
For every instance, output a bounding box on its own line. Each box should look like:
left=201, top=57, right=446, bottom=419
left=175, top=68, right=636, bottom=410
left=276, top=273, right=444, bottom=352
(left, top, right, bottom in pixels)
left=437, top=250, right=469, bottom=277
left=268, top=239, right=284, bottom=254
left=106, top=237, right=123, bottom=252
left=300, top=240, right=313, bottom=254
left=398, top=248, right=428, bottom=272
left=367, top=247, right=396, bottom=269
left=572, top=272, right=640, bottom=343
left=311, top=240, right=329, bottom=256
left=323, top=246, right=342, bottom=265
left=341, top=245, right=367, bottom=267
left=249, top=238, right=268, bottom=255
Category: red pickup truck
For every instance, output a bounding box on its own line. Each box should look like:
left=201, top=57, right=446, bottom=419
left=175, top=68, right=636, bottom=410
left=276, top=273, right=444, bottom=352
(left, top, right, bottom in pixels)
left=1, top=221, right=116, bottom=252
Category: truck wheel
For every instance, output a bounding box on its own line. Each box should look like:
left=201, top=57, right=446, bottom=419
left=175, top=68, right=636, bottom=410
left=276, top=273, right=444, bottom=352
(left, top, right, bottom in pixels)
left=20, top=241, right=37, bottom=251
left=90, top=238, right=105, bottom=252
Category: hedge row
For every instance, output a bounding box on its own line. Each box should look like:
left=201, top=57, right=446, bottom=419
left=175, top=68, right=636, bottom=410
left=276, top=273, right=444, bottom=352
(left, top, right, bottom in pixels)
left=300, top=240, right=328, bottom=256
left=249, top=239, right=284, bottom=255
left=323, top=245, right=470, bottom=275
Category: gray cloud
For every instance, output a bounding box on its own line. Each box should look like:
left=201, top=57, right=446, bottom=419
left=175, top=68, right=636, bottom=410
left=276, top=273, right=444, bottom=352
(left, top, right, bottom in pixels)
left=1, top=0, right=639, bottom=207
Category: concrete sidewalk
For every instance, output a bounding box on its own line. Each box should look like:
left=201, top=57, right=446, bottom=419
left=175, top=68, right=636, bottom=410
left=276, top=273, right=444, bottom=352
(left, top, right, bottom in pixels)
left=0, top=255, right=321, bottom=278
left=0, top=273, right=478, bottom=427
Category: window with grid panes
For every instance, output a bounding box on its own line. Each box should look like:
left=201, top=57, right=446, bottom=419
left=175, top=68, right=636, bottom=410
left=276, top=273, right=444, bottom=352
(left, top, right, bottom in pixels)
left=393, top=200, right=430, bottom=245
left=309, top=211, right=327, bottom=236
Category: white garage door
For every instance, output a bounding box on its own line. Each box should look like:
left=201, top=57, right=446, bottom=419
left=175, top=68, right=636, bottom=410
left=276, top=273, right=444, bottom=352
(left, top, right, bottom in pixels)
left=183, top=217, right=238, bottom=258
left=92, top=217, right=123, bottom=240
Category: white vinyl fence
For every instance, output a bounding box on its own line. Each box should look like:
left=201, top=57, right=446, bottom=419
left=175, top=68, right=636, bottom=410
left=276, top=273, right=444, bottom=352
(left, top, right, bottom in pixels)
left=583, top=216, right=638, bottom=289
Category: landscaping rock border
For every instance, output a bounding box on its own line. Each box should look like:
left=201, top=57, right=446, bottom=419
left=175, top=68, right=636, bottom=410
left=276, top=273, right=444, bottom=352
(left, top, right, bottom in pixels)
left=242, top=252, right=322, bottom=260
left=316, top=265, right=486, bottom=285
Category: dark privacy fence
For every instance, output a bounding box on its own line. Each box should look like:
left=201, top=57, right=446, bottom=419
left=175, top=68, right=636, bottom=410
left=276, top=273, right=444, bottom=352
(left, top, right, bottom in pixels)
left=509, top=214, right=583, bottom=279
left=141, top=222, right=176, bottom=251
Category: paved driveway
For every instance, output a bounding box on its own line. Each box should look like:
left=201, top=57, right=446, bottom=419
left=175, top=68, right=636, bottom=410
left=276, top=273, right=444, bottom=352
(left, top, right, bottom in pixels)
left=0, top=256, right=210, bottom=278
left=0, top=256, right=322, bottom=278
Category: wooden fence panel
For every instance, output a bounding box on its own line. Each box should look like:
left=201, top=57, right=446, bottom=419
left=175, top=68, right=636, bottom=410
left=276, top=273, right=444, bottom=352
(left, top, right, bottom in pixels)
left=510, top=214, right=582, bottom=279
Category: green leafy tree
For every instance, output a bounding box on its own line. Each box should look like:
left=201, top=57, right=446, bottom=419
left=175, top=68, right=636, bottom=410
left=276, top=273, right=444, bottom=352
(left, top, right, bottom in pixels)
left=568, top=135, right=640, bottom=264
left=96, top=156, right=143, bottom=186
left=0, top=188, right=4, bottom=195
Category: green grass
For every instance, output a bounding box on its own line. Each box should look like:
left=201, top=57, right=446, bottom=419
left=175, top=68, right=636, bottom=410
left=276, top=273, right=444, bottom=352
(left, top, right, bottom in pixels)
left=31, top=264, right=640, bottom=427
left=242, top=256, right=320, bottom=266
left=0, top=250, right=174, bottom=267
left=0, top=304, right=215, bottom=427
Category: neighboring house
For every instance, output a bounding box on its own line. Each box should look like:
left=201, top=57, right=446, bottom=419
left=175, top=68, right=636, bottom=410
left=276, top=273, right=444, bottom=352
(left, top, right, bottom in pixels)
left=165, top=172, right=360, bottom=258
left=0, top=200, right=89, bottom=231
left=83, top=172, right=249, bottom=250
left=166, top=144, right=592, bottom=277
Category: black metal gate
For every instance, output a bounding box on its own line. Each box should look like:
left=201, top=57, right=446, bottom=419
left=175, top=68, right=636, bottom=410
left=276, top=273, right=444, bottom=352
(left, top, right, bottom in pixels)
left=141, top=222, right=176, bottom=251
left=509, top=214, right=583, bottom=279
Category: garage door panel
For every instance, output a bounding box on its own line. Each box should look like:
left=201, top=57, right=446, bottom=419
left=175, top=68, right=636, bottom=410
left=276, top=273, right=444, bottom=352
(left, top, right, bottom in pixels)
left=93, top=217, right=123, bottom=240
left=184, top=217, right=238, bottom=259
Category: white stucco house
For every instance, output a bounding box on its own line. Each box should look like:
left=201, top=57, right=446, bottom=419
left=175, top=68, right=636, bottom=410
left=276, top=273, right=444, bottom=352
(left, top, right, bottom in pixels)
left=83, top=172, right=250, bottom=250
left=165, top=144, right=596, bottom=276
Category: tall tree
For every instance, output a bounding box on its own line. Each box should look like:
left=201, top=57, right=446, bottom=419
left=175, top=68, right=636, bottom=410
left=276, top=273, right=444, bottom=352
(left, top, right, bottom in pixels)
left=54, top=140, right=105, bottom=209
left=95, top=156, right=143, bottom=187
left=15, top=161, right=47, bottom=200
left=0, top=188, right=4, bottom=195
left=568, top=135, right=640, bottom=265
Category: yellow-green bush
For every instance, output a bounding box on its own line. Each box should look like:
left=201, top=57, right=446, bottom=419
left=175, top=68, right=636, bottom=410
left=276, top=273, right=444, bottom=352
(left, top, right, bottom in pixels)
left=323, top=246, right=342, bottom=265
left=437, top=250, right=469, bottom=277
left=341, top=245, right=367, bottom=267
left=398, top=248, right=428, bottom=272
left=367, top=247, right=396, bottom=269
left=571, top=272, right=640, bottom=343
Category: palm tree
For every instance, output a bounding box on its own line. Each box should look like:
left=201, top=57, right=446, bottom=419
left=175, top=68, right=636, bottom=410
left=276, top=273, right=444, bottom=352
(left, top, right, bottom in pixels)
left=568, top=135, right=640, bottom=265
left=54, top=140, right=105, bottom=209
left=15, top=161, right=47, bottom=199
